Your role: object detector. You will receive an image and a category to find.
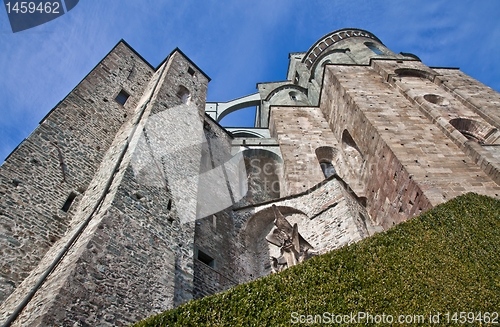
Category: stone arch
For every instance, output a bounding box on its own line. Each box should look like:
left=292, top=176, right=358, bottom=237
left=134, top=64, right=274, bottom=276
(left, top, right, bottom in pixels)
left=399, top=52, right=421, bottom=61
left=342, top=129, right=363, bottom=157
left=266, top=85, right=309, bottom=106
left=332, top=130, right=367, bottom=195
left=364, top=42, right=384, bottom=55
left=395, top=68, right=435, bottom=82
left=423, top=94, right=450, bottom=106
left=177, top=85, right=191, bottom=104
left=341, top=130, right=364, bottom=171
left=310, top=49, right=355, bottom=81
left=207, top=93, right=261, bottom=123
left=449, top=118, right=497, bottom=144
left=231, top=130, right=266, bottom=138
left=241, top=148, right=283, bottom=164
left=242, top=206, right=309, bottom=280
left=315, top=146, right=338, bottom=178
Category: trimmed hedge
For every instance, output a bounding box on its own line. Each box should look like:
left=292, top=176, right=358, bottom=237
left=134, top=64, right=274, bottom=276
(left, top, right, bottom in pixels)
left=131, top=193, right=500, bottom=326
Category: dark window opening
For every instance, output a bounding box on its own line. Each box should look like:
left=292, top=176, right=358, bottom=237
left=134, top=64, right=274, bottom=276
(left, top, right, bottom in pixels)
left=115, top=90, right=130, bottom=105
left=294, top=72, right=300, bottom=85
left=62, top=192, right=77, bottom=212
left=395, top=68, right=429, bottom=79
left=187, top=67, right=195, bottom=76
left=197, top=249, right=215, bottom=268
left=289, top=91, right=298, bottom=101
left=365, top=42, right=384, bottom=55
left=320, top=161, right=336, bottom=178
left=167, top=199, right=172, bottom=210
left=449, top=118, right=493, bottom=144
left=177, top=85, right=190, bottom=104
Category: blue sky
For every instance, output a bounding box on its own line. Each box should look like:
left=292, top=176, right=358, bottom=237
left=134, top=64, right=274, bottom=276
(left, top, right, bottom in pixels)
left=0, top=0, right=499, bottom=162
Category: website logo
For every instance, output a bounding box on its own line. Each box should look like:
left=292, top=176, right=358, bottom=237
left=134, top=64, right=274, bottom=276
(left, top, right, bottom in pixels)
left=4, top=0, right=79, bottom=33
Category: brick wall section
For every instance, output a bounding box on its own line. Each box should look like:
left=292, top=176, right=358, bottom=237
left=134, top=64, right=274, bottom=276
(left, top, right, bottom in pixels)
left=192, top=117, right=239, bottom=300
left=434, top=68, right=500, bottom=129
left=269, top=106, right=337, bottom=196
left=371, top=61, right=500, bottom=186
left=140, top=50, right=210, bottom=307
left=0, top=41, right=153, bottom=305
left=193, top=259, right=236, bottom=300
left=0, top=52, right=167, bottom=326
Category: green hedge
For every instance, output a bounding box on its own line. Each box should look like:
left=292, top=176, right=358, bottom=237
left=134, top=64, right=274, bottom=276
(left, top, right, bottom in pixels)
left=131, top=193, right=500, bottom=326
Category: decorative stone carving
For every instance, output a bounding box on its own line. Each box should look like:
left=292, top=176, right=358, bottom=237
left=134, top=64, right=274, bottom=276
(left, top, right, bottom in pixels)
left=266, top=205, right=317, bottom=272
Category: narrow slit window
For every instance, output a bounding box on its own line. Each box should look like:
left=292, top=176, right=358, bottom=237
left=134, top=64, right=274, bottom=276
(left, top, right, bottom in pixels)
left=197, top=249, right=215, bottom=268
left=115, top=90, right=130, bottom=105
left=62, top=192, right=77, bottom=212
left=365, top=42, right=384, bottom=55
left=294, top=72, right=300, bottom=85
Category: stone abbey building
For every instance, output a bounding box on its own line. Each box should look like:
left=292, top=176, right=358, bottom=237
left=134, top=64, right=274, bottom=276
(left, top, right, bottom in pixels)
left=1, top=28, right=500, bottom=326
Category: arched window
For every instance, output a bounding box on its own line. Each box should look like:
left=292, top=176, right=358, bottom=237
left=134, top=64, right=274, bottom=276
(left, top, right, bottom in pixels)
left=449, top=118, right=496, bottom=144
left=320, top=161, right=336, bottom=178
left=315, top=146, right=337, bottom=179
left=364, top=42, right=384, bottom=55
left=177, top=85, right=191, bottom=104
left=423, top=94, right=449, bottom=105
left=395, top=68, right=430, bottom=79
left=342, top=129, right=362, bottom=156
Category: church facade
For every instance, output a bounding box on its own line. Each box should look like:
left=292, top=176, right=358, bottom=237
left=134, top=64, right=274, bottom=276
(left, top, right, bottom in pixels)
left=1, top=28, right=500, bottom=326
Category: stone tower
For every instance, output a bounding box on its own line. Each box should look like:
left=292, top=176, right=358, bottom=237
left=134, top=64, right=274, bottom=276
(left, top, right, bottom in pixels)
left=1, top=28, right=499, bottom=326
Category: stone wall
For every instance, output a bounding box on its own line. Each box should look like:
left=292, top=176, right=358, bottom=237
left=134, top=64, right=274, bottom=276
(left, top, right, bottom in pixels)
left=269, top=106, right=338, bottom=196
left=0, top=41, right=154, bottom=306
left=0, top=48, right=211, bottom=326
left=320, top=62, right=500, bottom=228
left=192, top=116, right=239, bottom=300
left=232, top=176, right=375, bottom=284
left=434, top=68, right=500, bottom=129
left=193, top=256, right=237, bottom=300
